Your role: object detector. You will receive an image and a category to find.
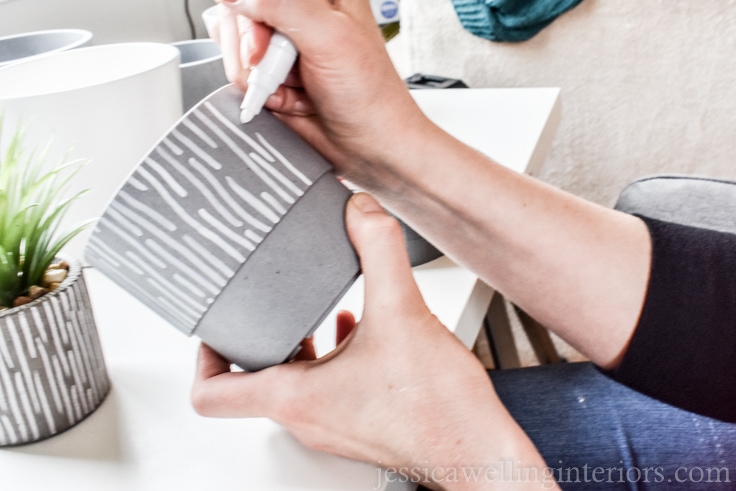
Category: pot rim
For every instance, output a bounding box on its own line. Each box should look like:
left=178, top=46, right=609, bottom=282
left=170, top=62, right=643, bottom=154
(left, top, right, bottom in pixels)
left=0, top=253, right=82, bottom=318
left=0, top=29, right=93, bottom=70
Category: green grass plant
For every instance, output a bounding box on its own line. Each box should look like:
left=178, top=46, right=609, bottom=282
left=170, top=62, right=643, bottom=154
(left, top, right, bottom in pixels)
left=0, top=121, right=91, bottom=308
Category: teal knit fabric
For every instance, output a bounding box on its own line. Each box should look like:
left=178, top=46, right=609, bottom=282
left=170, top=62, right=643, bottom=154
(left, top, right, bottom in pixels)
left=451, top=0, right=583, bottom=42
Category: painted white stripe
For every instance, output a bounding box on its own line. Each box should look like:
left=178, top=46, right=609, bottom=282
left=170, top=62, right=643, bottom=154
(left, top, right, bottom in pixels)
left=74, top=280, right=109, bottom=397
left=225, top=176, right=280, bottom=224
left=68, top=310, right=98, bottom=405
left=66, top=352, right=89, bottom=417
left=44, top=302, right=70, bottom=377
left=250, top=150, right=304, bottom=197
left=0, top=359, right=28, bottom=442
left=18, top=312, right=37, bottom=359
left=162, top=138, right=183, bottom=155
left=261, top=191, right=287, bottom=215
left=88, top=258, right=184, bottom=329
left=145, top=238, right=224, bottom=290
left=33, top=371, right=56, bottom=435
left=0, top=378, right=7, bottom=411
left=152, top=292, right=200, bottom=327
left=145, top=157, right=188, bottom=198
left=11, top=372, right=33, bottom=441
left=86, top=240, right=134, bottom=273
left=70, top=385, right=82, bottom=422
left=106, top=207, right=144, bottom=237
left=124, top=248, right=215, bottom=306
left=156, top=147, right=243, bottom=227
left=256, top=132, right=313, bottom=186
left=192, top=110, right=293, bottom=203
left=0, top=324, right=15, bottom=369
left=86, top=242, right=121, bottom=268
left=203, top=102, right=275, bottom=162
left=31, top=307, right=48, bottom=344
left=137, top=166, right=246, bottom=262
left=14, top=372, right=38, bottom=440
left=189, top=158, right=272, bottom=232
left=198, top=209, right=255, bottom=251
left=245, top=230, right=263, bottom=244
left=182, top=235, right=235, bottom=277
left=0, top=416, right=6, bottom=445
left=182, top=119, right=218, bottom=149
left=7, top=318, right=41, bottom=414
left=50, top=298, right=69, bottom=345
left=145, top=278, right=204, bottom=320
left=107, top=203, right=226, bottom=286
left=36, top=339, right=63, bottom=414
left=52, top=356, right=75, bottom=426
left=172, top=128, right=222, bottom=170
left=172, top=273, right=206, bottom=299
left=128, top=176, right=149, bottom=191
left=65, top=313, right=89, bottom=386
left=0, top=415, right=17, bottom=445
left=98, top=218, right=168, bottom=270
left=118, top=190, right=177, bottom=232
left=0, top=363, right=13, bottom=414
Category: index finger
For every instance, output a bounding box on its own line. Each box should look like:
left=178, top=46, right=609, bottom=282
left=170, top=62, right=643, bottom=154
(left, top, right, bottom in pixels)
left=218, top=9, right=249, bottom=88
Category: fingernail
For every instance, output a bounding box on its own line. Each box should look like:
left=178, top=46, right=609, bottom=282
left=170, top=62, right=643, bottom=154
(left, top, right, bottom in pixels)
left=350, top=193, right=385, bottom=213
left=293, top=100, right=310, bottom=114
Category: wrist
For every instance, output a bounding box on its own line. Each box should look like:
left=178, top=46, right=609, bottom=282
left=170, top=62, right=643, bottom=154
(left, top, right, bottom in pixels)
left=432, top=406, right=559, bottom=491
left=342, top=106, right=446, bottom=198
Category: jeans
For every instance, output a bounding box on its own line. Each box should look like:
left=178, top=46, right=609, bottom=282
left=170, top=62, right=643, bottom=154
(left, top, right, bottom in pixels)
left=490, top=362, right=736, bottom=490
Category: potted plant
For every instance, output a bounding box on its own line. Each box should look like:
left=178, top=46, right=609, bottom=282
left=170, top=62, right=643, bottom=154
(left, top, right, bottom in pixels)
left=0, top=122, right=109, bottom=446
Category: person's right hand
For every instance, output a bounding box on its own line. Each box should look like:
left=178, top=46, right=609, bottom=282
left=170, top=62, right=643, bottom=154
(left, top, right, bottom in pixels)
left=211, top=0, right=433, bottom=190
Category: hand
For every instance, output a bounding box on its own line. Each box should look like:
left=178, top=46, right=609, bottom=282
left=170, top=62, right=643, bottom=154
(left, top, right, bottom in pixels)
left=210, top=0, right=431, bottom=188
left=191, top=193, right=553, bottom=491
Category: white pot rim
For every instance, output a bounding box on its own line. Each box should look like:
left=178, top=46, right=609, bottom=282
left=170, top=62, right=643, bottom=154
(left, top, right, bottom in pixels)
left=171, top=39, right=223, bottom=68
left=0, top=42, right=180, bottom=100
left=0, top=29, right=93, bottom=69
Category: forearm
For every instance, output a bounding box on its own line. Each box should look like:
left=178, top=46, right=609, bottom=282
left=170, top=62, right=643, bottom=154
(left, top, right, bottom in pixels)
left=359, top=118, right=652, bottom=369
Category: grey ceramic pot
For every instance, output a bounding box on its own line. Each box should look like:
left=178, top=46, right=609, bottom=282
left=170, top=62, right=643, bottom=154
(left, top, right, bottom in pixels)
left=86, top=84, right=359, bottom=372
left=398, top=218, right=443, bottom=267
left=171, top=39, right=229, bottom=112
left=0, top=29, right=93, bottom=69
left=0, top=254, right=109, bottom=446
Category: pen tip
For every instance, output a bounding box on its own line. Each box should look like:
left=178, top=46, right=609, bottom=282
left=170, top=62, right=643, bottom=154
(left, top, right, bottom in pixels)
left=240, top=109, right=255, bottom=124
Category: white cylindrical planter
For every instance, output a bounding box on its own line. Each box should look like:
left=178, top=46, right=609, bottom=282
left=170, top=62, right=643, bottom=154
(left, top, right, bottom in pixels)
left=0, top=29, right=93, bottom=68
left=0, top=43, right=183, bottom=259
left=172, top=39, right=229, bottom=112
left=0, top=255, right=109, bottom=446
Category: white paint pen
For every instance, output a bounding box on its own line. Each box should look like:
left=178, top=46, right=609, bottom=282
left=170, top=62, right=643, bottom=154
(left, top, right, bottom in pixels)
left=240, top=32, right=298, bottom=124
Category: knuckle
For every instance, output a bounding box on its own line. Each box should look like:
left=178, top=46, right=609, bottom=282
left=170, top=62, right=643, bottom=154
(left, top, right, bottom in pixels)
left=359, top=213, right=402, bottom=236
left=266, top=365, right=306, bottom=424
left=190, top=386, right=215, bottom=416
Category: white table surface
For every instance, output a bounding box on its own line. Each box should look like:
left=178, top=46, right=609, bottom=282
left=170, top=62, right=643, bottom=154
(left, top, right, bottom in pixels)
left=0, top=87, right=561, bottom=491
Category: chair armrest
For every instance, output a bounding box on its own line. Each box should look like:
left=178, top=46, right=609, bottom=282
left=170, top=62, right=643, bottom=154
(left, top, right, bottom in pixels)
left=615, top=174, right=736, bottom=234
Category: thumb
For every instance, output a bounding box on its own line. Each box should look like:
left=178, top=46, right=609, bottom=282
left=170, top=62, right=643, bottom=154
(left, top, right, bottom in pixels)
left=192, top=343, right=293, bottom=418
left=346, top=193, right=424, bottom=311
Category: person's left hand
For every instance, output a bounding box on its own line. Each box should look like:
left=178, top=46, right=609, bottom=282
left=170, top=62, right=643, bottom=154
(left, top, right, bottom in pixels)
left=191, top=193, right=550, bottom=490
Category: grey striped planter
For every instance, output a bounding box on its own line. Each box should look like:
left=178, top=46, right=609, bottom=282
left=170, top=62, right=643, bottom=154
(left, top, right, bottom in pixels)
left=0, top=254, right=109, bottom=446
left=86, top=84, right=360, bottom=372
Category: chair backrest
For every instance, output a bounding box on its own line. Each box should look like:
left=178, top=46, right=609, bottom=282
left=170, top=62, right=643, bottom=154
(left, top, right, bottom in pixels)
left=615, top=175, right=736, bottom=235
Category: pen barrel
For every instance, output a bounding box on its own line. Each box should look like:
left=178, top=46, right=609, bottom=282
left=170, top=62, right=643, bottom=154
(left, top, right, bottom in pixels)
left=240, top=32, right=297, bottom=119
left=254, top=32, right=297, bottom=89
